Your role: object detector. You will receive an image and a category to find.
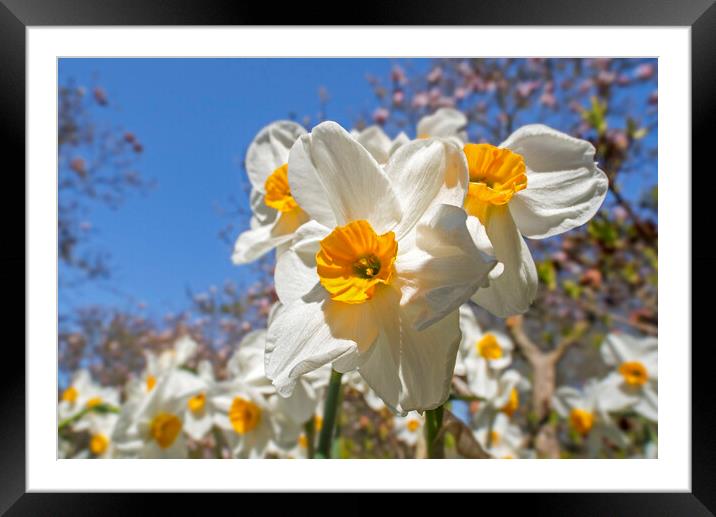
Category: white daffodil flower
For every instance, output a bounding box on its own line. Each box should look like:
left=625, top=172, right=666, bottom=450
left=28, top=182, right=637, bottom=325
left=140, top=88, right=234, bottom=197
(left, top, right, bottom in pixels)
left=212, top=379, right=302, bottom=459
left=473, top=412, right=528, bottom=459
left=417, top=108, right=468, bottom=147
left=232, top=121, right=309, bottom=264
left=113, top=369, right=202, bottom=458
left=127, top=335, right=199, bottom=402
left=266, top=121, right=497, bottom=414
left=351, top=126, right=409, bottom=165
left=58, top=370, right=120, bottom=431
left=84, top=412, right=120, bottom=458
left=183, top=361, right=217, bottom=441
left=227, top=329, right=319, bottom=429
left=462, top=125, right=608, bottom=317
left=553, top=379, right=629, bottom=457
left=472, top=369, right=529, bottom=425
left=456, top=304, right=514, bottom=397
left=600, top=333, right=657, bottom=421
left=393, top=412, right=424, bottom=447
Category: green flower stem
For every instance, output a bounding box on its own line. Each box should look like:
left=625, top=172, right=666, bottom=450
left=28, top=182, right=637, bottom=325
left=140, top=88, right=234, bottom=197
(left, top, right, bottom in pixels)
left=316, top=369, right=343, bottom=459
left=425, top=404, right=445, bottom=459
left=58, top=403, right=119, bottom=431
left=304, top=419, right=316, bottom=459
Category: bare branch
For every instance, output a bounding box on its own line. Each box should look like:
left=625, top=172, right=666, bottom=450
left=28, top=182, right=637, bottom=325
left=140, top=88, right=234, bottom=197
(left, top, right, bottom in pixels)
left=548, top=321, right=589, bottom=364
left=505, top=315, right=541, bottom=364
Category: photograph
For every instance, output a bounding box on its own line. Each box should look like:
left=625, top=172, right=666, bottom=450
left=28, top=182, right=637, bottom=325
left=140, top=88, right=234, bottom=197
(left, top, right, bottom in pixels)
left=56, top=57, right=659, bottom=460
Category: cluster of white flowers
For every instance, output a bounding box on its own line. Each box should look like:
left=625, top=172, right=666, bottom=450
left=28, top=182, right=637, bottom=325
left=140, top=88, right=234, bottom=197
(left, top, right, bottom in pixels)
left=59, top=332, right=393, bottom=459
left=553, top=332, right=657, bottom=457
left=233, top=108, right=608, bottom=415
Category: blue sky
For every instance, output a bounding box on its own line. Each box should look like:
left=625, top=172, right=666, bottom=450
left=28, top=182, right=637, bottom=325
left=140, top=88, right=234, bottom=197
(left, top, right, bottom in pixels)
left=58, top=59, right=431, bottom=317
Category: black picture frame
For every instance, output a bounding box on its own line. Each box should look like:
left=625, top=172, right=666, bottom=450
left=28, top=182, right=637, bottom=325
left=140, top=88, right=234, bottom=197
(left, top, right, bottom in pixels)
left=3, top=0, right=714, bottom=512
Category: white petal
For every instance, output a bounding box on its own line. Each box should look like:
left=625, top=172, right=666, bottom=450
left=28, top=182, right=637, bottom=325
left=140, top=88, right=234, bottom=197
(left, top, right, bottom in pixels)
left=231, top=209, right=308, bottom=264
left=465, top=357, right=496, bottom=399
left=501, top=124, right=608, bottom=239
left=470, top=209, right=538, bottom=317
left=174, top=335, right=198, bottom=365
left=288, top=121, right=402, bottom=233
left=416, top=108, right=468, bottom=143
left=265, top=288, right=377, bottom=397
left=493, top=370, right=522, bottom=407
left=633, top=385, right=658, bottom=422
left=274, top=379, right=318, bottom=425
left=249, top=188, right=278, bottom=227
left=552, top=386, right=583, bottom=417
left=357, top=287, right=461, bottom=414
left=459, top=304, right=483, bottom=356
left=246, top=120, right=306, bottom=192
left=273, top=221, right=328, bottom=304
left=184, top=412, right=213, bottom=441
left=352, top=125, right=393, bottom=164
left=396, top=205, right=497, bottom=330
left=389, top=132, right=410, bottom=156
left=597, top=373, right=640, bottom=413
left=385, top=138, right=468, bottom=240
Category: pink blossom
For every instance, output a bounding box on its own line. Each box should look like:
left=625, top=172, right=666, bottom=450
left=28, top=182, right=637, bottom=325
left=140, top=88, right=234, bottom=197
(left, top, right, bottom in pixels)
left=516, top=81, right=539, bottom=98
left=93, top=87, right=108, bottom=106
left=614, top=206, right=629, bottom=222
left=617, top=74, right=631, bottom=86
left=635, top=63, right=654, bottom=80
left=427, top=67, right=443, bottom=84
left=70, top=157, right=86, bottom=176
left=390, top=65, right=406, bottom=84
left=372, top=107, right=389, bottom=125
left=610, top=130, right=629, bottom=152
left=597, top=70, right=616, bottom=87
left=540, top=92, right=557, bottom=109
left=392, top=90, right=404, bottom=105
left=578, top=79, right=593, bottom=94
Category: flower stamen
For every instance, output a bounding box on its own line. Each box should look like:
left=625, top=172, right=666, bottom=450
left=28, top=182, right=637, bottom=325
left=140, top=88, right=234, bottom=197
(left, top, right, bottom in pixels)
left=619, top=361, right=649, bottom=387
left=264, top=163, right=299, bottom=212
left=463, top=143, right=527, bottom=224
left=316, top=220, right=397, bottom=304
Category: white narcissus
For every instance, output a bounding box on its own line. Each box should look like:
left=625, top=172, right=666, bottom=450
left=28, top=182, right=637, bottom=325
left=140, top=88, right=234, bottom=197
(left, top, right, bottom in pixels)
left=266, top=121, right=497, bottom=414
left=113, top=369, right=202, bottom=458
left=183, top=360, right=217, bottom=441
left=473, top=412, right=528, bottom=459
left=83, top=412, right=120, bottom=459
left=553, top=379, right=629, bottom=457
left=127, top=335, right=199, bottom=402
left=393, top=412, right=424, bottom=447
left=471, top=369, right=530, bottom=424
left=212, top=378, right=303, bottom=459
left=351, top=126, right=409, bottom=165
left=462, top=125, right=608, bottom=317
left=232, top=121, right=309, bottom=264
left=456, top=304, right=514, bottom=398
left=600, top=333, right=657, bottom=421
left=58, top=370, right=120, bottom=431
left=416, top=108, right=468, bottom=147
left=227, top=328, right=319, bottom=433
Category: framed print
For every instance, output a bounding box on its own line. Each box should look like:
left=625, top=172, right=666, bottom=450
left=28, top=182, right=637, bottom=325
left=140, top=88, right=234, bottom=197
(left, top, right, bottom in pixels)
left=4, top=0, right=715, bottom=512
